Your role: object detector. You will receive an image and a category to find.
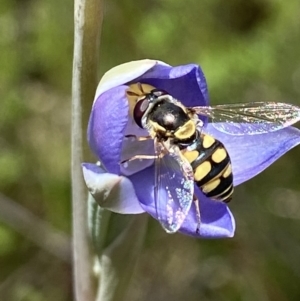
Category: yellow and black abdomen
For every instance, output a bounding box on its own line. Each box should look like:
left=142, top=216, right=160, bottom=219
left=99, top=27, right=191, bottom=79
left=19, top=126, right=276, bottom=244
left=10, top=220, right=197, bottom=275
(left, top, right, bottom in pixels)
left=183, top=133, right=234, bottom=203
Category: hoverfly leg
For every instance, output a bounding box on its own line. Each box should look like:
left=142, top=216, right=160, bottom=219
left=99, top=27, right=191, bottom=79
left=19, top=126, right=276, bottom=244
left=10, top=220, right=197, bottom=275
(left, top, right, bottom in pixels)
left=121, top=135, right=156, bottom=166
left=124, top=134, right=152, bottom=141
left=193, top=194, right=201, bottom=234
left=121, top=154, right=157, bottom=164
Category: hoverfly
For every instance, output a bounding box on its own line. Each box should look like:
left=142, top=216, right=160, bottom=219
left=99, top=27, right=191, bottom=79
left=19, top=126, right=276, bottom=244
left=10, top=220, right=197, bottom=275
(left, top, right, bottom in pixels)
left=124, top=83, right=300, bottom=234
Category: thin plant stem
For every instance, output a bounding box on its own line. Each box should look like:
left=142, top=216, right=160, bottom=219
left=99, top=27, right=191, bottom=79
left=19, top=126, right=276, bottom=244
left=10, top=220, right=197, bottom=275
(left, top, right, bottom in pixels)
left=72, top=0, right=104, bottom=300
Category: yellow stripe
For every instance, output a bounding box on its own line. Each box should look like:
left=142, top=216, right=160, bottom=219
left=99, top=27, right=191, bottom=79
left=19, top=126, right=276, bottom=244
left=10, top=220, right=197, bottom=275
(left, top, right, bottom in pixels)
left=194, top=161, right=211, bottom=181
left=149, top=121, right=166, bottom=132
left=223, top=164, right=232, bottom=178
left=174, top=120, right=196, bottom=140
left=183, top=150, right=199, bottom=163
left=202, top=178, right=220, bottom=193
left=202, top=134, right=215, bottom=148
left=212, top=148, right=227, bottom=163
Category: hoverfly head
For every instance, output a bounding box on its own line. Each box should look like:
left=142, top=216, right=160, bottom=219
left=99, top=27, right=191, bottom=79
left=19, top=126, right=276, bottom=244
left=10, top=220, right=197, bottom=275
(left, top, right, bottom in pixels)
left=133, top=89, right=169, bottom=128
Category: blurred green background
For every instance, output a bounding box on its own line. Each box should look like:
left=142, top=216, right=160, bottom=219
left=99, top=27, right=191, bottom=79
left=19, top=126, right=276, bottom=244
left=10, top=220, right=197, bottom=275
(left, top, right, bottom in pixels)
left=1, top=0, right=300, bottom=300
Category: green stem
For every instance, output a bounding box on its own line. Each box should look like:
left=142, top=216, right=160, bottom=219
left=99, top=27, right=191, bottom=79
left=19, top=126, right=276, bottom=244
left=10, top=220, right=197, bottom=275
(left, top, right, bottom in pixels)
left=96, top=214, right=149, bottom=301
left=71, top=0, right=104, bottom=300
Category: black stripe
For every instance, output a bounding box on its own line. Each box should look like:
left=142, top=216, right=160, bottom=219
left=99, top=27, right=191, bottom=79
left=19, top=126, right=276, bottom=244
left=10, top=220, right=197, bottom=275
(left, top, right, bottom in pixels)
left=214, top=185, right=234, bottom=203
left=196, top=158, right=230, bottom=187
left=205, top=173, right=233, bottom=198
left=191, top=141, right=221, bottom=170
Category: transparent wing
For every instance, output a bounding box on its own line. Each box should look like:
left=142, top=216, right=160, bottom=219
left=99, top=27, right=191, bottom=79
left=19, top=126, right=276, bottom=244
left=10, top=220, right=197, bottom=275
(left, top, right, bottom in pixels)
left=154, top=140, right=194, bottom=233
left=192, top=102, right=300, bottom=135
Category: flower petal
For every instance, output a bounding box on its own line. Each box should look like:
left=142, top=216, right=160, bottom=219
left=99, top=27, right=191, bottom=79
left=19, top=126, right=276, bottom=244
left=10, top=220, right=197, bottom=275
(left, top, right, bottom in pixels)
left=129, top=165, right=235, bottom=238
left=180, top=190, right=236, bottom=238
left=94, top=59, right=168, bottom=101
left=205, top=124, right=300, bottom=186
left=89, top=62, right=210, bottom=174
left=88, top=84, right=156, bottom=176
left=88, top=86, right=129, bottom=174
left=136, top=63, right=209, bottom=107
left=82, top=163, right=144, bottom=214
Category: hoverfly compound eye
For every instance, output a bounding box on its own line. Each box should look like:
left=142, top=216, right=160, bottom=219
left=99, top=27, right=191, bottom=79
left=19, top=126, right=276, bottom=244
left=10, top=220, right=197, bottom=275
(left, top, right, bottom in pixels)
left=133, top=97, right=149, bottom=128
left=133, top=89, right=170, bottom=128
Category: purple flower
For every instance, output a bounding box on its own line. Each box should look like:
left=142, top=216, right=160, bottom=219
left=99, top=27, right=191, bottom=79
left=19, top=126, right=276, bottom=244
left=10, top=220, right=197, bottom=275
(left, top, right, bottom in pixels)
left=83, top=59, right=300, bottom=238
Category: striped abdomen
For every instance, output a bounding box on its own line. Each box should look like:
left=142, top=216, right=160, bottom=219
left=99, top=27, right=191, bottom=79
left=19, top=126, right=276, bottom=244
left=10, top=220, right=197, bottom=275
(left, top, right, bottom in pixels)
left=182, top=133, right=233, bottom=202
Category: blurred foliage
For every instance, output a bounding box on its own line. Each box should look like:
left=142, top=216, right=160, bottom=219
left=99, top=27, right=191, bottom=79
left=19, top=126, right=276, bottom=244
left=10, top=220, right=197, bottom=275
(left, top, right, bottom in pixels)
left=1, top=0, right=300, bottom=300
